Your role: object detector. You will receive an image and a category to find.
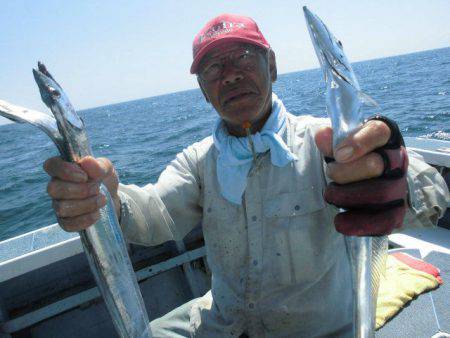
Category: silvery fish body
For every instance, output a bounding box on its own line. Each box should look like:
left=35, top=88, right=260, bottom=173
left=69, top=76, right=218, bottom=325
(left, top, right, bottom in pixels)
left=0, top=63, right=151, bottom=338
left=303, top=7, right=388, bottom=338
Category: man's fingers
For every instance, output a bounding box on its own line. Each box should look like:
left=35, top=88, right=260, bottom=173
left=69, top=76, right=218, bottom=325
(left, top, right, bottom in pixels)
left=314, top=126, right=334, bottom=158
left=334, top=205, right=406, bottom=236
left=334, top=120, right=391, bottom=162
left=43, top=157, right=88, bottom=183
left=52, top=194, right=107, bottom=218
left=44, top=156, right=119, bottom=231
left=78, top=157, right=113, bottom=181
left=47, top=178, right=100, bottom=199
left=326, top=152, right=385, bottom=184
left=325, top=177, right=408, bottom=208
left=44, top=156, right=115, bottom=183
left=59, top=211, right=101, bottom=232
left=78, top=157, right=119, bottom=201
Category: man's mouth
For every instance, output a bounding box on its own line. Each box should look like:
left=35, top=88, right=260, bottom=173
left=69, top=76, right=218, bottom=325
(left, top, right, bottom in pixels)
left=222, top=90, right=256, bottom=106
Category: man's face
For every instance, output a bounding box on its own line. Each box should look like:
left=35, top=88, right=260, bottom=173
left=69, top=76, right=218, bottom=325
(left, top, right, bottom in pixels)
left=197, top=42, right=277, bottom=133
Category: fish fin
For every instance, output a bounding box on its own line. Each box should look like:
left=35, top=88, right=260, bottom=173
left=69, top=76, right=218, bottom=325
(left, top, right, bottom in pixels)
left=358, top=91, right=379, bottom=108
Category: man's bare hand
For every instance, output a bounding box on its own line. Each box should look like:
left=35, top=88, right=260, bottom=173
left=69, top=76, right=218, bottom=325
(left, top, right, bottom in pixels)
left=314, top=120, right=391, bottom=183
left=44, top=156, right=120, bottom=232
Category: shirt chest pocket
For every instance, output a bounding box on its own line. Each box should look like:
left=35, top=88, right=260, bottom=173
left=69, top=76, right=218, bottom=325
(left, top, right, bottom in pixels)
left=263, top=187, right=325, bottom=218
left=262, top=188, right=336, bottom=288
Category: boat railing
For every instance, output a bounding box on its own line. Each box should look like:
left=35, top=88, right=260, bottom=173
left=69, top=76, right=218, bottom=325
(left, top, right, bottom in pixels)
left=0, top=136, right=448, bottom=336
left=0, top=222, right=208, bottom=335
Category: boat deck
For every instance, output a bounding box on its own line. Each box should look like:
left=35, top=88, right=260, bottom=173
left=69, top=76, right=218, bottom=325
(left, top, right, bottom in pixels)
left=0, top=137, right=449, bottom=337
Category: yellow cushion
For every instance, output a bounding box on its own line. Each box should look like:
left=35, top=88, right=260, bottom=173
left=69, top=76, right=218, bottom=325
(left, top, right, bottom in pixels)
left=376, top=253, right=442, bottom=329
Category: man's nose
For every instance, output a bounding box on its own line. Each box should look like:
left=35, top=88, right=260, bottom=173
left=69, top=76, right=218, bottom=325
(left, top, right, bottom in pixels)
left=221, top=66, right=244, bottom=85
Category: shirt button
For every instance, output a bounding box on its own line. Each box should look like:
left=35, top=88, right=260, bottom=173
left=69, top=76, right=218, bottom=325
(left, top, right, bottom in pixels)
left=251, top=216, right=257, bottom=222
left=253, top=259, right=258, bottom=266
left=294, top=205, right=301, bottom=211
left=248, top=302, right=255, bottom=309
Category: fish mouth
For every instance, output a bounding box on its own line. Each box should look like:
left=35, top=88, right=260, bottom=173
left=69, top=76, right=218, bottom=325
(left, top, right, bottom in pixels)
left=33, top=62, right=56, bottom=87
left=303, top=6, right=356, bottom=88
left=32, top=62, right=84, bottom=130
left=33, top=62, right=62, bottom=106
left=37, top=62, right=52, bottom=79
left=221, top=89, right=257, bottom=107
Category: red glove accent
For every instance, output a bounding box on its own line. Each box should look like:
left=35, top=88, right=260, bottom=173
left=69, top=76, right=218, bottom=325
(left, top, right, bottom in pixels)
left=325, top=146, right=409, bottom=236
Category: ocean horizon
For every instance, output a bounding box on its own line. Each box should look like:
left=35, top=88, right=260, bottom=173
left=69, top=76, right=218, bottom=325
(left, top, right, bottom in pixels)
left=0, top=46, right=448, bottom=127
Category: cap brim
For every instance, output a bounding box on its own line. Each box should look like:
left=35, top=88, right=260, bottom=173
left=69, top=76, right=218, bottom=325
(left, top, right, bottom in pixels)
left=190, top=37, right=270, bottom=74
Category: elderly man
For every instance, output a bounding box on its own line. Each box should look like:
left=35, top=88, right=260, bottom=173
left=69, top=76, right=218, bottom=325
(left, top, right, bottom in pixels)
left=44, top=14, right=449, bottom=338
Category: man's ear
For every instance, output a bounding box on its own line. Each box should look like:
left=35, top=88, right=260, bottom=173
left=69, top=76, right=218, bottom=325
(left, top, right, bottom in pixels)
left=197, top=77, right=210, bottom=103
left=269, top=49, right=277, bottom=82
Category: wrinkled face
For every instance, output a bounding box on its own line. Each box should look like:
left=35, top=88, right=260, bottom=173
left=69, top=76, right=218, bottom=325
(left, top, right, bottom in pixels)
left=197, top=42, right=277, bottom=134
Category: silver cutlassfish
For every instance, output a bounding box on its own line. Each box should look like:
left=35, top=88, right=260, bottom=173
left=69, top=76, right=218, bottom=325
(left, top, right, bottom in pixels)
left=0, top=62, right=151, bottom=338
left=303, top=7, right=388, bottom=338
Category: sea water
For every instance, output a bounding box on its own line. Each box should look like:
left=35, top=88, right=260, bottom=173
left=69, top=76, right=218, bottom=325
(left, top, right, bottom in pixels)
left=0, top=47, right=449, bottom=241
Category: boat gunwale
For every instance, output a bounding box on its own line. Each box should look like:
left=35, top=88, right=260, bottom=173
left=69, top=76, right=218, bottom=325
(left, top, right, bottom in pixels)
left=0, top=136, right=449, bottom=282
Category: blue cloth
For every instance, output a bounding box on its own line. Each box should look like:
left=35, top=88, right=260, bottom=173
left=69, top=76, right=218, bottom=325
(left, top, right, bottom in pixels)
left=213, top=93, right=297, bottom=204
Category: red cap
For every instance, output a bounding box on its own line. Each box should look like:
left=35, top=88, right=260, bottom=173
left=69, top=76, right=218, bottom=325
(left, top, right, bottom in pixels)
left=190, top=14, right=270, bottom=74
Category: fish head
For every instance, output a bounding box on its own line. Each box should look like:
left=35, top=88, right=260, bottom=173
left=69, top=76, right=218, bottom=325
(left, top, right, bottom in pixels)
left=303, top=6, right=359, bottom=90
left=32, top=62, right=84, bottom=130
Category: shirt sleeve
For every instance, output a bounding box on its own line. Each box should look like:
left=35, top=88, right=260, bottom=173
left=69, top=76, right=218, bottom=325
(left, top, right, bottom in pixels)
left=117, top=143, right=204, bottom=246
left=402, top=149, right=450, bottom=229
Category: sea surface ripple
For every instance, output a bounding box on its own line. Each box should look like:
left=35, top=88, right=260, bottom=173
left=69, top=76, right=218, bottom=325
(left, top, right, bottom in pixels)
left=0, top=47, right=449, bottom=240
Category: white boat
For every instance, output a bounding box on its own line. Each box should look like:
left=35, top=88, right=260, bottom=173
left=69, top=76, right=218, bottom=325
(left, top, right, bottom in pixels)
left=0, top=136, right=449, bottom=338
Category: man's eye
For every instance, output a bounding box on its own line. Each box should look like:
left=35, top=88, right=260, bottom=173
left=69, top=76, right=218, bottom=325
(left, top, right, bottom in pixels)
left=236, top=51, right=256, bottom=65
left=238, top=51, right=250, bottom=60
left=203, top=63, right=221, bottom=75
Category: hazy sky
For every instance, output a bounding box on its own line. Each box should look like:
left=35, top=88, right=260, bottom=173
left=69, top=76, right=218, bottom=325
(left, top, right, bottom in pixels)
left=1, top=0, right=449, bottom=125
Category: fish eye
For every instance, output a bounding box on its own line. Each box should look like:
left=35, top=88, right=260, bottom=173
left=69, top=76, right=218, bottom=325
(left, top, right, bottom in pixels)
left=48, top=87, right=61, bottom=98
